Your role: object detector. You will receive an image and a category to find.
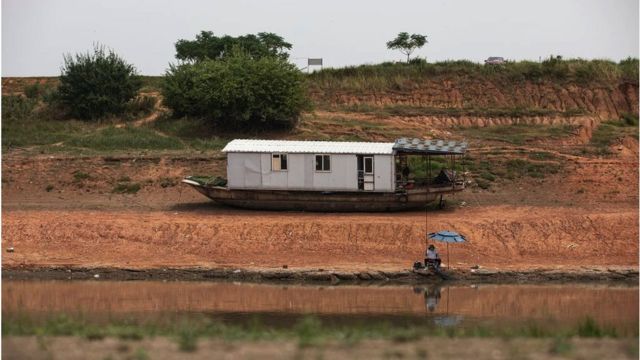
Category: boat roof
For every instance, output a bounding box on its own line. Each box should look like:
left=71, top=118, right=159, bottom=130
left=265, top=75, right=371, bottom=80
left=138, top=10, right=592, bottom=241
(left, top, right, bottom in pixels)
left=222, top=139, right=395, bottom=155
left=222, top=138, right=467, bottom=155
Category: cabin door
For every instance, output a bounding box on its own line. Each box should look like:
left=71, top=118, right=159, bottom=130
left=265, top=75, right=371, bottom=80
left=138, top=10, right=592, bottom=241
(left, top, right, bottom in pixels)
left=357, top=155, right=374, bottom=191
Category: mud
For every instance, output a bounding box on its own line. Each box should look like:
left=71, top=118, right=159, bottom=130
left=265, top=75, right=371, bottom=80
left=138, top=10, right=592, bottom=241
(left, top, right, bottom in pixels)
left=3, top=266, right=638, bottom=284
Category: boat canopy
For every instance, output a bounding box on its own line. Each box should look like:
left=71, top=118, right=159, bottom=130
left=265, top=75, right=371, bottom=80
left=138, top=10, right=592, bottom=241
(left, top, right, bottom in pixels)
left=393, top=138, right=467, bottom=155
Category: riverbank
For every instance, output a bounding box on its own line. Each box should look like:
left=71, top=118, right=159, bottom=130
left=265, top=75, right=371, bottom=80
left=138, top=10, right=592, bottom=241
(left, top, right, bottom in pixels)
left=4, top=265, right=638, bottom=284
left=3, top=336, right=637, bottom=360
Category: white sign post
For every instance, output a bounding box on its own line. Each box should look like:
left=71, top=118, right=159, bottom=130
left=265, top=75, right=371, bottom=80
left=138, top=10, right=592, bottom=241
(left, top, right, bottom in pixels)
left=307, top=58, right=323, bottom=72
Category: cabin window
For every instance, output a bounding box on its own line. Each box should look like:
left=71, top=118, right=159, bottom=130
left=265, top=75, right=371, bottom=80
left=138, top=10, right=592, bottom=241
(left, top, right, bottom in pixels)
left=364, top=156, right=374, bottom=174
left=272, top=153, right=287, bottom=171
left=315, top=154, right=331, bottom=172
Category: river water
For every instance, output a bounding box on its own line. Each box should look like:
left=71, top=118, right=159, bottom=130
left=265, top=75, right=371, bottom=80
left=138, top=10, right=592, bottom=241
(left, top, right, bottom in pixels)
left=3, top=281, right=638, bottom=336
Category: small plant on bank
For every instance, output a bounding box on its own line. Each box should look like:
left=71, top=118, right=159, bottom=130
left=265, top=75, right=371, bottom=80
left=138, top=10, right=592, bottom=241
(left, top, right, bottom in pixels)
left=549, top=337, right=573, bottom=355
left=159, top=177, right=177, bottom=188
left=112, top=182, right=141, bottom=194
left=294, top=316, right=323, bottom=347
left=73, top=171, right=91, bottom=182
left=176, top=326, right=199, bottom=352
left=475, top=178, right=491, bottom=189
left=58, top=44, right=141, bottom=120
left=132, top=347, right=149, bottom=360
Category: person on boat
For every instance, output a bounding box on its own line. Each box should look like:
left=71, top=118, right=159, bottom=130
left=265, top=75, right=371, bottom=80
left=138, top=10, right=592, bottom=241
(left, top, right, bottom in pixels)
left=425, top=244, right=441, bottom=269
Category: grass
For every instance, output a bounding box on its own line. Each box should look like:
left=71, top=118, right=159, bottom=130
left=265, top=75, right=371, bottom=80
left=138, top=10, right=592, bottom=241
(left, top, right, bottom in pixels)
left=1, top=94, right=229, bottom=155
left=505, top=159, right=561, bottom=179
left=4, top=314, right=635, bottom=343
left=309, top=58, right=639, bottom=94
left=335, top=104, right=586, bottom=118
left=587, top=116, right=639, bottom=155
left=66, top=126, right=184, bottom=151
left=458, top=123, right=577, bottom=145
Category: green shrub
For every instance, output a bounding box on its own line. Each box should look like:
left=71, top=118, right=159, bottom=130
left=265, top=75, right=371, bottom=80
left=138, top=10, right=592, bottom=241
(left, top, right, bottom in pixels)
left=24, top=83, right=41, bottom=99
left=577, top=317, right=605, bottom=337
left=475, top=178, right=491, bottom=189
left=621, top=113, right=639, bottom=126
left=479, top=172, right=496, bottom=181
left=2, top=95, right=37, bottom=122
left=58, top=44, right=141, bottom=119
left=162, top=49, right=309, bottom=131
left=619, top=57, right=639, bottom=82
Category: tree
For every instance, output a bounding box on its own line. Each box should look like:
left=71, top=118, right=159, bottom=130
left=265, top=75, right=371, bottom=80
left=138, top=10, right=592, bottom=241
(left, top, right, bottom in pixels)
left=386, top=32, right=428, bottom=63
left=162, top=48, right=309, bottom=131
left=58, top=45, right=141, bottom=119
left=175, top=31, right=292, bottom=62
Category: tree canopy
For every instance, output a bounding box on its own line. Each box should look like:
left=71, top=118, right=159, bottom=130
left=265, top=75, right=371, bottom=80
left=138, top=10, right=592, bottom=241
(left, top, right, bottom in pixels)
left=58, top=45, right=141, bottom=119
left=162, top=49, right=308, bottom=131
left=175, top=31, right=292, bottom=62
left=386, top=32, right=428, bottom=62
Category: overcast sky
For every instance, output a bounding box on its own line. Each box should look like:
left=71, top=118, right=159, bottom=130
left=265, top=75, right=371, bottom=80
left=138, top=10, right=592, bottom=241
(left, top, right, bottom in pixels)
left=2, top=0, right=638, bottom=76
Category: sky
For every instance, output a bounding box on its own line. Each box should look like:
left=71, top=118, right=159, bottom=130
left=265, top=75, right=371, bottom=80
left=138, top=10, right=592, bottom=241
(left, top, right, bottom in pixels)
left=2, top=0, right=638, bottom=76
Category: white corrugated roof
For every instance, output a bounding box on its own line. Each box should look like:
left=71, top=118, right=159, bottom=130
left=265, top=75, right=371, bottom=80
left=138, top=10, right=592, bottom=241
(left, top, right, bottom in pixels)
left=222, top=139, right=395, bottom=155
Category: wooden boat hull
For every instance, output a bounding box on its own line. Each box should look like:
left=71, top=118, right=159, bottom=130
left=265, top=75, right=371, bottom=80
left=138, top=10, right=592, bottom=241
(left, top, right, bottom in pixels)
left=182, top=180, right=464, bottom=212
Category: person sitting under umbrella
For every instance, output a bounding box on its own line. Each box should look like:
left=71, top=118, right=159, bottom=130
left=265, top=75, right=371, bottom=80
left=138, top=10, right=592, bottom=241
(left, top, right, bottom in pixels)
left=425, top=244, right=441, bottom=270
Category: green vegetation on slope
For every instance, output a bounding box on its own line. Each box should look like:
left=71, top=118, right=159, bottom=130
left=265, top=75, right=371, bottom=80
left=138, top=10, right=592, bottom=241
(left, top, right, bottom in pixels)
left=587, top=116, right=639, bottom=155
left=308, top=58, right=639, bottom=93
left=458, top=123, right=578, bottom=145
left=1, top=95, right=229, bottom=154
left=335, top=104, right=587, bottom=118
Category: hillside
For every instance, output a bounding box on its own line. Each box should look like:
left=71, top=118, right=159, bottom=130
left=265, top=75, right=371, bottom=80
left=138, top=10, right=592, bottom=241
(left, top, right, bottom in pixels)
left=2, top=59, right=638, bottom=273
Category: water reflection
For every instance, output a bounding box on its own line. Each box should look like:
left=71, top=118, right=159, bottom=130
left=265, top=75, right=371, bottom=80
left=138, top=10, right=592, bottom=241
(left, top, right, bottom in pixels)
left=2, top=281, right=638, bottom=335
left=414, top=285, right=464, bottom=327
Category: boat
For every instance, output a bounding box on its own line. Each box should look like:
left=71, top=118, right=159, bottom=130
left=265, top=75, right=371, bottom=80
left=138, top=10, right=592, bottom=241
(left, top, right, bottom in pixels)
left=182, top=138, right=468, bottom=212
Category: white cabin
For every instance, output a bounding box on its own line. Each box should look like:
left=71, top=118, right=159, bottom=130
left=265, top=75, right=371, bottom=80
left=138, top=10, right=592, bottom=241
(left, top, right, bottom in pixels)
left=222, top=139, right=396, bottom=192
